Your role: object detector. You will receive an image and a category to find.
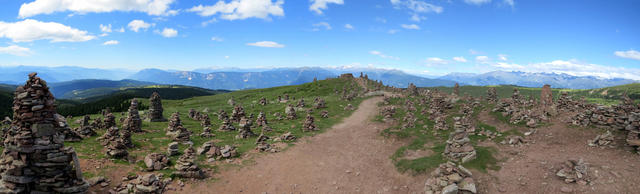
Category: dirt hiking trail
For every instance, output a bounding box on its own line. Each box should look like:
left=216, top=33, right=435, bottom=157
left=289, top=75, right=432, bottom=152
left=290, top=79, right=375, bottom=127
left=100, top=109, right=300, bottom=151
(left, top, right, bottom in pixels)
left=180, top=96, right=425, bottom=193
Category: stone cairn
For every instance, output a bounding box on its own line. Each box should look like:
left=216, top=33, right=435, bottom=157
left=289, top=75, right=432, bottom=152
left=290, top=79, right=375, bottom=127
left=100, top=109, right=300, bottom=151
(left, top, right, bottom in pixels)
left=285, top=104, right=297, bottom=120
left=123, top=99, right=143, bottom=133
left=217, top=111, right=236, bottom=132
left=381, top=106, right=396, bottom=121
left=588, top=130, right=615, bottom=148
left=320, top=110, right=329, bottom=118
left=486, top=87, right=498, bottom=103
left=104, top=127, right=131, bottom=158
left=74, top=115, right=97, bottom=137
left=167, top=142, right=179, bottom=156
left=144, top=153, right=169, bottom=171
left=407, top=83, right=419, bottom=96
left=0, top=73, right=89, bottom=193
left=256, top=112, right=272, bottom=132
left=296, top=98, right=305, bottom=108
left=302, top=114, right=317, bottom=132
left=54, top=113, right=83, bottom=142
left=205, top=145, right=237, bottom=162
left=278, top=132, right=296, bottom=141
left=146, top=91, right=167, bottom=122
left=314, top=98, right=326, bottom=109
left=424, top=162, right=477, bottom=194
left=540, top=84, right=553, bottom=108
left=200, top=114, right=211, bottom=127
left=173, top=147, right=206, bottom=179
left=443, top=128, right=476, bottom=163
left=255, top=133, right=277, bottom=152
left=231, top=105, right=245, bottom=123
left=236, top=117, right=256, bottom=139
left=166, top=112, right=191, bottom=142
left=344, top=104, right=354, bottom=111
left=402, top=112, right=416, bottom=129
left=259, top=97, right=267, bottom=106
left=217, top=109, right=228, bottom=121
left=188, top=108, right=197, bottom=120
left=112, top=173, right=168, bottom=194
left=556, top=159, right=591, bottom=185
left=102, top=112, right=116, bottom=129
left=453, top=83, right=460, bottom=96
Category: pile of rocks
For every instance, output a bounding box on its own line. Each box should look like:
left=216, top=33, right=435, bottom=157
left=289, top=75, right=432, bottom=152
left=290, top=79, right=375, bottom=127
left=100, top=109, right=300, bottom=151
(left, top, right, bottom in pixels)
left=302, top=114, right=317, bottom=132
left=453, top=116, right=475, bottom=134
left=173, top=147, right=206, bottom=179
left=200, top=126, right=215, bottom=138
left=146, top=91, right=167, bottom=122
left=144, top=153, right=170, bottom=171
left=236, top=117, right=256, bottom=139
left=123, top=99, right=143, bottom=133
left=453, top=83, right=460, bottom=96
left=315, top=98, right=326, bottom=109
left=205, top=145, right=238, bottom=161
left=0, top=73, right=89, bottom=193
left=588, top=130, right=615, bottom=147
left=402, top=112, right=416, bottom=129
left=54, top=113, right=83, bottom=142
left=407, top=83, right=419, bottom=96
left=424, top=162, right=477, bottom=194
left=443, top=129, right=476, bottom=163
left=112, top=173, right=168, bottom=194
left=200, top=114, right=211, bottom=127
left=231, top=105, right=245, bottom=123
left=556, top=159, right=591, bottom=185
left=500, top=135, right=527, bottom=146
left=217, top=113, right=236, bottom=131
left=74, top=115, right=97, bottom=137
left=167, top=142, right=180, bottom=156
left=557, top=92, right=582, bottom=112
left=477, top=129, right=501, bottom=140
left=103, top=112, right=116, bottom=129
left=344, top=104, right=354, bottom=111
left=259, top=97, right=267, bottom=106
left=285, top=104, right=297, bottom=120
left=166, top=112, right=191, bottom=142
left=279, top=132, right=296, bottom=141
left=320, top=110, right=329, bottom=118
left=433, top=115, right=447, bottom=131
left=188, top=108, right=197, bottom=120
left=297, top=98, right=305, bottom=107
left=255, top=134, right=277, bottom=152
left=381, top=106, right=396, bottom=121
left=104, top=127, right=130, bottom=158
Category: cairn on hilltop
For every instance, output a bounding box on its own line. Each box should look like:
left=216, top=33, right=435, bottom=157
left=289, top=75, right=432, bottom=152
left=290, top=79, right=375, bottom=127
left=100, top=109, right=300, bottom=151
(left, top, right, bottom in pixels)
left=123, top=99, right=143, bottom=133
left=146, top=91, right=167, bottom=122
left=0, top=73, right=89, bottom=193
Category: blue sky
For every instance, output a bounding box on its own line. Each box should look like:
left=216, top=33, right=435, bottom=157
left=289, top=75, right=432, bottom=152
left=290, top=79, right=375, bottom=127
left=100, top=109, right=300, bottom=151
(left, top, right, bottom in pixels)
left=0, top=0, right=639, bottom=79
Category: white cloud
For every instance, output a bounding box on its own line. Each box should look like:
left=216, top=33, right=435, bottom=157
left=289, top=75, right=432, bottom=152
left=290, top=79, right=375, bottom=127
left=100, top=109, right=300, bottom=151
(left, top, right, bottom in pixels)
left=426, top=57, right=448, bottom=65
left=391, top=0, right=443, bottom=22
left=102, top=40, right=119, bottom=45
left=370, top=50, right=399, bottom=60
left=401, top=24, right=420, bottom=30
left=0, top=45, right=32, bottom=56
left=0, top=19, right=95, bottom=42
left=100, top=24, right=112, bottom=33
left=246, top=41, right=284, bottom=48
left=117, top=27, right=125, bottom=32
left=156, top=28, right=177, bottom=38
left=19, top=0, right=177, bottom=18
left=464, top=0, right=492, bottom=5
left=475, top=56, right=490, bottom=63
left=452, top=56, right=467, bottom=63
left=211, top=36, right=224, bottom=42
left=312, top=22, right=332, bottom=31
left=344, top=24, right=354, bottom=30
left=225, top=55, right=230, bottom=59
left=492, top=59, right=640, bottom=80
left=188, top=0, right=284, bottom=21
left=498, top=54, right=508, bottom=61
left=310, top=0, right=344, bottom=14
left=614, top=49, right=640, bottom=61
left=503, top=0, right=514, bottom=8
left=388, top=29, right=398, bottom=34
left=128, top=20, right=153, bottom=32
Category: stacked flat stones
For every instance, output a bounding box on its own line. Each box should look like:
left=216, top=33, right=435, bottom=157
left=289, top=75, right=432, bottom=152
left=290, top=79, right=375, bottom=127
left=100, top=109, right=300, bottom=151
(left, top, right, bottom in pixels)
left=102, top=113, right=116, bottom=129
left=54, top=113, right=82, bottom=142
left=166, top=112, right=191, bottom=142
left=146, top=92, right=167, bottom=122
left=231, top=105, right=245, bottom=123
left=123, top=99, right=143, bottom=133
left=173, top=147, right=205, bottom=179
left=486, top=87, right=498, bottom=103
left=285, top=104, right=297, bottom=120
left=217, top=110, right=235, bottom=132
left=236, top=117, right=255, bottom=139
left=443, top=128, right=476, bottom=163
left=74, top=115, right=96, bottom=137
left=302, top=114, right=317, bottom=132
left=0, top=73, right=89, bottom=193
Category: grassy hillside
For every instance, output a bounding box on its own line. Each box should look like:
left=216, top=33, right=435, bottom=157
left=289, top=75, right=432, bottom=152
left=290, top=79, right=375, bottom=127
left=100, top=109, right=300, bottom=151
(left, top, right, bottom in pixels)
left=49, top=79, right=155, bottom=99
left=423, top=83, right=640, bottom=105
left=56, top=86, right=228, bottom=116
left=61, top=77, right=368, bottom=180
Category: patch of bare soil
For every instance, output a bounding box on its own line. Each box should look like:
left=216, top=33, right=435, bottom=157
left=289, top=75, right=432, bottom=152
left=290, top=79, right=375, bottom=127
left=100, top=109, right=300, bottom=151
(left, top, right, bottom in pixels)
left=180, top=97, right=426, bottom=193
left=475, top=118, right=640, bottom=193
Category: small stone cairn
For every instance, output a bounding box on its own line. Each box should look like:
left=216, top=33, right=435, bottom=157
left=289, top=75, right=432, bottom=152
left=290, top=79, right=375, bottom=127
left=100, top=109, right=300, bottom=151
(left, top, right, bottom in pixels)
left=173, top=147, right=206, bottom=179
left=236, top=117, right=256, bottom=139
left=424, top=162, right=477, bottom=194
left=146, top=91, right=167, bottom=122
left=231, top=105, right=245, bottom=123
left=314, top=98, right=326, bottom=109
left=556, top=159, right=591, bottom=185
left=102, top=112, right=116, bottom=129
left=443, top=128, right=476, bottom=163
left=259, top=97, right=267, bottom=106
left=320, top=110, right=329, bottom=118
left=123, top=99, right=143, bottom=132
left=166, top=112, right=191, bottom=142
left=144, top=153, right=170, bottom=171
left=285, top=104, right=297, bottom=120
left=588, top=130, right=615, bottom=147
left=74, top=115, right=97, bottom=137
left=200, top=114, right=211, bottom=127
left=302, top=114, right=317, bottom=132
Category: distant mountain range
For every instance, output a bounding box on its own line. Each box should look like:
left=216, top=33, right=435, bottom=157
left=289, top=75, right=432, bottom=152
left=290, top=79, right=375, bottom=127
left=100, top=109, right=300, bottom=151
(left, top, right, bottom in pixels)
left=0, top=66, right=636, bottom=90
left=439, top=71, right=637, bottom=89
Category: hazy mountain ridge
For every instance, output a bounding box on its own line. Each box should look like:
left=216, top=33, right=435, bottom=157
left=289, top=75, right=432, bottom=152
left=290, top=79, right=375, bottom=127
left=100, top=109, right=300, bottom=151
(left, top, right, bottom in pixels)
left=439, top=71, right=637, bottom=89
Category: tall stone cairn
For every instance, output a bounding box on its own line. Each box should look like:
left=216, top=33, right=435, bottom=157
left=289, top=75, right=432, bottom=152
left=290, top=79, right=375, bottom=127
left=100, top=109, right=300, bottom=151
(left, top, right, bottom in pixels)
left=146, top=92, right=167, bottom=122
left=541, top=84, right=553, bottom=107
left=407, top=83, right=419, bottom=96
left=443, top=128, right=476, bottom=163
left=453, top=83, right=460, bottom=96
left=0, top=73, right=89, bottom=193
left=487, top=87, right=498, bottom=103
left=102, top=112, right=116, bottom=129
left=231, top=105, right=245, bottom=123
left=172, top=147, right=205, bottom=179
left=122, top=99, right=143, bottom=133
